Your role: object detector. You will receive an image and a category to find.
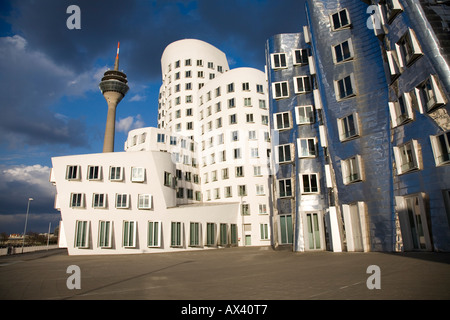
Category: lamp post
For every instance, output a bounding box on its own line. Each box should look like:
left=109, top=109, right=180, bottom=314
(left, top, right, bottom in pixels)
left=21, top=198, right=33, bottom=254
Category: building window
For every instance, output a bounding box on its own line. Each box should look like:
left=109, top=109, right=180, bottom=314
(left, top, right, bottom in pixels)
left=93, top=193, right=106, bottom=209
left=234, top=148, right=241, bottom=159
left=235, top=166, right=244, bottom=177
left=294, top=76, right=312, bottom=94
left=170, top=136, right=177, bottom=145
left=260, top=224, right=270, bottom=240
left=337, top=113, right=359, bottom=141
left=254, top=166, right=262, bottom=176
left=396, top=28, right=423, bottom=68
left=301, top=173, right=320, bottom=194
left=273, top=111, right=292, bottom=131
left=295, top=105, right=315, bottom=125
left=259, top=99, right=267, bottom=109
left=271, top=53, right=287, bottom=69
left=110, top=166, right=123, bottom=181
left=248, top=130, right=256, bottom=140
left=332, top=39, right=354, bottom=64
left=272, top=81, right=289, bottom=99
left=70, top=193, right=84, bottom=208
left=222, top=168, right=229, bottom=180
left=98, top=221, right=112, bottom=248
left=341, top=155, right=364, bottom=185
left=148, top=221, right=161, bottom=247
left=225, top=186, right=232, bottom=198
left=219, top=224, right=228, bottom=246
left=87, top=166, right=101, bottom=180
left=131, top=167, right=145, bottom=183
left=256, top=184, right=265, bottom=196
left=244, top=98, right=252, bottom=107
left=66, top=165, right=81, bottom=180
left=430, top=131, right=450, bottom=166
left=231, top=130, right=239, bottom=142
left=227, top=83, right=234, bottom=93
left=251, top=148, right=259, bottom=158
left=335, top=74, right=356, bottom=100
left=238, top=185, right=247, bottom=196
left=415, top=75, right=447, bottom=113
left=171, top=222, right=182, bottom=247
left=138, top=194, right=152, bottom=210
left=279, top=215, right=293, bottom=244
left=383, top=0, right=403, bottom=23
left=206, top=223, right=216, bottom=246
left=241, top=204, right=250, bottom=216
left=389, top=92, right=414, bottom=127
left=293, top=49, right=308, bottom=65
left=176, top=187, right=184, bottom=199
left=297, top=138, right=317, bottom=158
left=229, top=114, right=237, bottom=124
left=157, top=133, right=165, bottom=143
left=123, top=221, right=136, bottom=248
left=74, top=220, right=89, bottom=248
left=330, top=8, right=351, bottom=31
left=164, top=171, right=173, bottom=187
left=256, top=84, right=264, bottom=93
left=242, top=82, right=250, bottom=91
left=278, top=179, right=293, bottom=198
left=393, top=140, right=421, bottom=174
left=189, top=222, right=200, bottom=247
left=259, top=203, right=267, bottom=214
left=116, top=194, right=129, bottom=209
left=262, top=115, right=269, bottom=125
left=277, top=144, right=292, bottom=163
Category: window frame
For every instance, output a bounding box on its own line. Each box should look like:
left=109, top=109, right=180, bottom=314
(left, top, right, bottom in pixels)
left=337, top=113, right=360, bottom=142
left=272, top=81, right=290, bottom=99
left=271, top=53, right=288, bottom=69
left=74, top=220, right=89, bottom=248
left=278, top=178, right=293, bottom=198
left=332, top=38, right=354, bottom=64
left=110, top=166, right=124, bottom=182
left=334, top=73, right=356, bottom=101
left=388, top=92, right=415, bottom=128
left=293, top=76, right=312, bottom=94
left=92, top=193, right=107, bottom=209
left=276, top=143, right=293, bottom=164
left=138, top=194, right=152, bottom=210
left=300, top=173, right=320, bottom=194
left=395, top=28, right=423, bottom=68
left=148, top=221, right=161, bottom=248
left=131, top=167, right=145, bottom=183
left=297, top=137, right=317, bottom=158
left=295, top=105, right=315, bottom=125
left=98, top=220, right=112, bottom=248
left=393, top=140, right=421, bottom=175
left=273, top=111, right=292, bottom=131
left=123, top=220, right=137, bottom=248
left=70, top=193, right=85, bottom=208
left=116, top=193, right=130, bottom=209
left=341, top=155, right=364, bottom=185
left=330, top=8, right=351, bottom=31
left=430, top=131, right=450, bottom=166
left=293, top=48, right=309, bottom=66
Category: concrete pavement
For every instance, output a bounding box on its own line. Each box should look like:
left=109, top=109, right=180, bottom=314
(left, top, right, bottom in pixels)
left=0, top=247, right=449, bottom=301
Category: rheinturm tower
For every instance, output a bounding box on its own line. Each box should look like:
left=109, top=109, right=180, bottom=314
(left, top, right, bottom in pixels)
left=99, top=42, right=129, bottom=152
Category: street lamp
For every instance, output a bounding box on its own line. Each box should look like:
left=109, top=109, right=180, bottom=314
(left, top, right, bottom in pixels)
left=21, top=198, right=33, bottom=254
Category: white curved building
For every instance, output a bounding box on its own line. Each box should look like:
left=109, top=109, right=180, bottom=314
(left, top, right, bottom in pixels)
left=51, top=39, right=273, bottom=255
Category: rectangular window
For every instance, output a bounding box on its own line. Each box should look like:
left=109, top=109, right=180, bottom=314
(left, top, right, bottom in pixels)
left=93, top=193, right=106, bottom=209
left=335, top=74, right=355, bottom=100
left=256, top=84, right=264, bottom=93
left=251, top=147, right=259, bottom=158
left=98, top=221, right=112, bottom=248
left=148, top=221, right=161, bottom=247
left=241, top=204, right=250, bottom=216
left=164, top=171, right=173, bottom=187
left=416, top=75, right=447, bottom=112
left=66, top=165, right=81, bottom=180
left=227, top=83, right=234, bottom=93
left=242, top=82, right=250, bottom=91
left=189, top=222, right=200, bottom=247
left=389, top=92, right=414, bottom=127
left=220, top=224, right=228, bottom=246
left=430, top=131, right=450, bottom=166
left=238, top=185, right=247, bottom=196
left=293, top=49, right=308, bottom=65
left=272, top=81, right=289, bottom=99
left=277, top=144, right=292, bottom=163
left=271, top=53, right=287, bottom=69
left=295, top=105, right=315, bottom=125
left=330, top=9, right=351, bottom=31
left=260, top=224, right=270, bottom=240
left=123, top=221, right=136, bottom=248
left=256, top=184, right=265, bottom=196
left=229, top=114, right=237, bottom=124
left=384, top=0, right=403, bottom=23
left=87, top=166, right=101, bottom=180
left=230, top=224, right=238, bottom=245
left=298, top=138, right=317, bottom=158
left=157, top=133, right=165, bottom=143
left=131, top=167, right=145, bottom=183
left=332, top=39, right=354, bottom=64
left=273, top=111, right=292, bottom=130
left=74, top=220, right=89, bottom=248
left=342, top=155, right=363, bottom=184
left=138, top=194, right=152, bottom=209
left=110, top=166, right=123, bottom=181
left=206, top=223, right=216, bottom=246
left=337, top=113, right=359, bottom=141
left=259, top=203, right=267, bottom=214
left=234, top=148, right=241, bottom=159
left=294, top=76, right=312, bottom=94
left=225, top=186, right=232, bottom=198
left=301, top=173, right=320, bottom=194
left=70, top=193, right=84, bottom=208
left=396, top=28, right=423, bottom=68
left=393, top=140, right=421, bottom=174
left=278, top=179, right=293, bottom=198
left=171, top=222, right=182, bottom=247
left=116, top=194, right=129, bottom=209
left=279, top=215, right=293, bottom=244
left=235, top=166, right=244, bottom=177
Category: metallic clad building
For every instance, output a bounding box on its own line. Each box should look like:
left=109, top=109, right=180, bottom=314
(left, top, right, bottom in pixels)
left=266, top=0, right=450, bottom=252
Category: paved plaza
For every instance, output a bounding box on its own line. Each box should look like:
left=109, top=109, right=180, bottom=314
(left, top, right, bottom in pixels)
left=0, top=247, right=449, bottom=301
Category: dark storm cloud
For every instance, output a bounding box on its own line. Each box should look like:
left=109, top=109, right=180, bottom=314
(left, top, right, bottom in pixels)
left=5, top=0, right=306, bottom=81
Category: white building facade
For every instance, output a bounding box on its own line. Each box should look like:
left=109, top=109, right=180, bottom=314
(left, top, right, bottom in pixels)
left=51, top=39, right=273, bottom=255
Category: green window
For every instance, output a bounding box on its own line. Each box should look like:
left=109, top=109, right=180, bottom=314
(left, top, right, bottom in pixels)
left=148, top=221, right=161, bottom=247
left=280, top=215, right=293, bottom=244
left=171, top=222, right=182, bottom=247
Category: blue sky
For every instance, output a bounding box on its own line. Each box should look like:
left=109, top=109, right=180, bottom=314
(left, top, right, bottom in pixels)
left=0, top=0, right=307, bottom=234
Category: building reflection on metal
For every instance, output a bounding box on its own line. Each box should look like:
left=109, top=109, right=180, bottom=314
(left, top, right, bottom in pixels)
left=266, top=0, right=450, bottom=252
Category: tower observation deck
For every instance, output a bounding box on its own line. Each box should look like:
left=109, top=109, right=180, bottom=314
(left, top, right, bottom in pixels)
left=99, top=42, right=129, bottom=153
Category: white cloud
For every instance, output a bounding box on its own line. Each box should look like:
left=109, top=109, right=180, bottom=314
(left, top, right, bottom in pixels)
left=116, top=114, right=145, bottom=133
left=129, top=94, right=146, bottom=102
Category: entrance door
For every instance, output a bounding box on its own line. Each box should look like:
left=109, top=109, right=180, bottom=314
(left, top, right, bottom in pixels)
left=306, top=213, right=323, bottom=250
left=405, top=196, right=429, bottom=250
left=349, top=204, right=364, bottom=251
left=279, top=215, right=293, bottom=244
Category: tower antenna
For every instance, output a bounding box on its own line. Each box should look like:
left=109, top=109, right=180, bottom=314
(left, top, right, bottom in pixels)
left=114, top=41, right=120, bottom=71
